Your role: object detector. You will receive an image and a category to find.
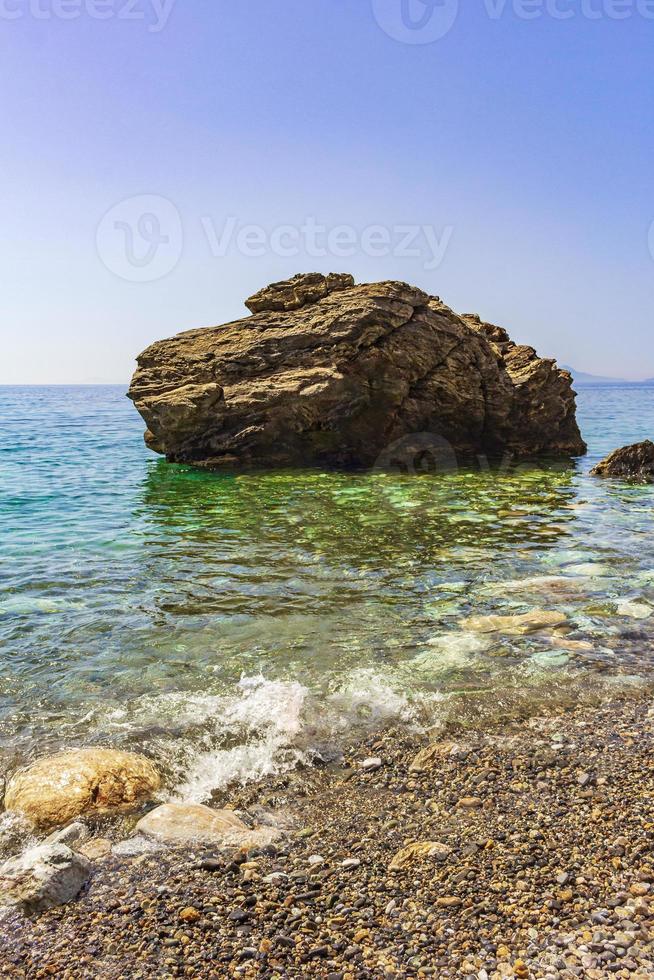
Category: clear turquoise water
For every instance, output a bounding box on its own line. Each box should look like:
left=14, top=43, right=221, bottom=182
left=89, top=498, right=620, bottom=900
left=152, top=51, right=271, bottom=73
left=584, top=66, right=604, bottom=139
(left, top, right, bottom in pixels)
left=1, top=384, right=654, bottom=814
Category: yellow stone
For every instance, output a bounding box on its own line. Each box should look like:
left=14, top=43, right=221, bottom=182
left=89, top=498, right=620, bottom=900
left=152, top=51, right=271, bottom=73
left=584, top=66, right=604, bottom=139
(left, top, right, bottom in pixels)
left=409, top=741, right=458, bottom=772
left=389, top=841, right=452, bottom=871
left=436, top=896, right=462, bottom=908
left=179, top=907, right=201, bottom=923
left=461, top=610, right=567, bottom=635
left=4, top=749, right=160, bottom=830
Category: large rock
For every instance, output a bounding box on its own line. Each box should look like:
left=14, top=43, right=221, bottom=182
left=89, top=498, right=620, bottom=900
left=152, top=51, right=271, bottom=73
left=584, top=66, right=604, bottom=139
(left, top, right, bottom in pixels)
left=590, top=440, right=654, bottom=481
left=0, top=843, right=91, bottom=915
left=461, top=610, right=568, bottom=635
left=127, top=274, right=586, bottom=469
left=135, top=802, right=280, bottom=849
left=4, top=749, right=161, bottom=830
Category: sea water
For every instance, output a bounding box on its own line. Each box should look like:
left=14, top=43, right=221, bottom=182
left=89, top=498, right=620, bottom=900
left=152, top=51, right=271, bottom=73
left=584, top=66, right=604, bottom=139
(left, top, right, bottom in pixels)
left=1, top=384, right=654, bottom=822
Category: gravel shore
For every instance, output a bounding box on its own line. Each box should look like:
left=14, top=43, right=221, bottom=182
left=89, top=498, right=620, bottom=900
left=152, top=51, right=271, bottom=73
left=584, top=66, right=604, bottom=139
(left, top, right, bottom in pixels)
left=1, top=697, right=653, bottom=979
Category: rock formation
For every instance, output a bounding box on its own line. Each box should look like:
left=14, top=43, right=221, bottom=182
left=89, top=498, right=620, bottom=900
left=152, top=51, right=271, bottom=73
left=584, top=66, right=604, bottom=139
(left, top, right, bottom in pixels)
left=128, top=274, right=586, bottom=469
left=590, top=440, right=654, bottom=481
left=4, top=749, right=161, bottom=830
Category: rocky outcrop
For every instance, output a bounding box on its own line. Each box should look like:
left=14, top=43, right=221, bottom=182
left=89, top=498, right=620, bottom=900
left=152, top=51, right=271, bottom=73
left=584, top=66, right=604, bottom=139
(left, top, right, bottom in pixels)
left=590, top=440, right=654, bottom=481
left=128, top=274, right=586, bottom=469
left=0, top=844, right=91, bottom=915
left=135, top=803, right=280, bottom=849
left=4, top=750, right=161, bottom=831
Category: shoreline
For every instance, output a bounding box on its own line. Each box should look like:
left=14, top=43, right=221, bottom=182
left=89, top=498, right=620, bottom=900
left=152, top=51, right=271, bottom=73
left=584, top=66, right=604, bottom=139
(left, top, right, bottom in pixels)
left=2, top=695, right=654, bottom=978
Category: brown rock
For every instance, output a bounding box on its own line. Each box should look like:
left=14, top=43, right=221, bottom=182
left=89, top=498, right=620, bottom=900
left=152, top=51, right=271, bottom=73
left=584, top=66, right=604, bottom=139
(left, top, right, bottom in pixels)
left=458, top=797, right=483, bottom=809
left=461, top=610, right=568, bottom=635
left=590, top=440, right=654, bottom=481
left=436, top=896, right=462, bottom=908
left=127, top=274, right=586, bottom=469
left=179, top=906, right=201, bottom=923
left=389, top=841, right=452, bottom=870
left=4, top=750, right=161, bottom=830
left=409, top=741, right=459, bottom=772
left=245, top=271, right=355, bottom=314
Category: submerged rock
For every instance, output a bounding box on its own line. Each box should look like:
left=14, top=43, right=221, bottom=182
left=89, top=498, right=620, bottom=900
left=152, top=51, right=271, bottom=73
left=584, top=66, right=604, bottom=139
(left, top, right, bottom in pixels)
left=461, top=610, right=568, bottom=635
left=0, top=843, right=91, bottom=915
left=135, top=802, right=280, bottom=848
left=127, top=273, right=586, bottom=470
left=590, top=440, right=654, bottom=481
left=4, top=749, right=161, bottom=831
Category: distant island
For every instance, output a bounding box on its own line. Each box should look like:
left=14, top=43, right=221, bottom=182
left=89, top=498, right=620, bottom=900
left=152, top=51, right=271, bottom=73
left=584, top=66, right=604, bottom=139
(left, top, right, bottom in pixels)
left=563, top=365, right=654, bottom=386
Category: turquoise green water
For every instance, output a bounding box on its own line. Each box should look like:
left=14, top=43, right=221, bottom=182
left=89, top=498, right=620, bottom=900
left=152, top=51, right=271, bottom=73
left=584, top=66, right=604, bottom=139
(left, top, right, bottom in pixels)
left=1, top=385, right=654, bottom=817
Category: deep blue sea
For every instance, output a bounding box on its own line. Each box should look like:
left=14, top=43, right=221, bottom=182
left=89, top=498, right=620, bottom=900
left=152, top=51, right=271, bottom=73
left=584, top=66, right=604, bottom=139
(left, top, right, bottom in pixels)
left=1, top=384, right=654, bottom=838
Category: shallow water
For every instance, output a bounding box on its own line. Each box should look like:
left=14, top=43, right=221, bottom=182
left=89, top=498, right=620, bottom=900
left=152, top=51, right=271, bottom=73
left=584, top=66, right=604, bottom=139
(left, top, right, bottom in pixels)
left=1, top=384, right=654, bottom=819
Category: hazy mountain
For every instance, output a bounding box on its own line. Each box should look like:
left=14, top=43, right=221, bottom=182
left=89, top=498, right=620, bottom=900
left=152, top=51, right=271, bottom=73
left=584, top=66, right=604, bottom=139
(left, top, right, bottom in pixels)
left=563, top=366, right=654, bottom=386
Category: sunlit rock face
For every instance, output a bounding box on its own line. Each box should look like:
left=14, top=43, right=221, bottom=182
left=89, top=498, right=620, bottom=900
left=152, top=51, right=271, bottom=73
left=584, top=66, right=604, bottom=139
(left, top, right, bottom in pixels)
left=128, top=273, right=586, bottom=470
left=591, top=440, right=654, bottom=481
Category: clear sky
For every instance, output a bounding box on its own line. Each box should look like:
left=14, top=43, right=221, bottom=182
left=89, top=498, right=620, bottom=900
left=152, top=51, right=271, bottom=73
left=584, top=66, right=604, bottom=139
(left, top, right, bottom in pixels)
left=2, top=0, right=654, bottom=383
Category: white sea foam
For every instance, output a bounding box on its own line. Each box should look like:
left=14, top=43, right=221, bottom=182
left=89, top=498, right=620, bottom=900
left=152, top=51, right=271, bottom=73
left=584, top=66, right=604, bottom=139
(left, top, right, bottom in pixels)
left=325, top=668, right=422, bottom=728
left=171, top=675, right=310, bottom=803
left=0, top=811, right=35, bottom=862
left=167, top=669, right=443, bottom=803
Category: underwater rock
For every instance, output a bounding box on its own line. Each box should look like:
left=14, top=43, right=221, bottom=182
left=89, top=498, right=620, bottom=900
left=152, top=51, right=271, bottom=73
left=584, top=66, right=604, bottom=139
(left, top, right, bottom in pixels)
left=461, top=610, right=568, bottom=635
left=128, top=273, right=586, bottom=470
left=4, top=750, right=161, bottom=831
left=0, top=843, right=91, bottom=915
left=590, top=440, right=654, bottom=481
left=135, top=803, right=280, bottom=848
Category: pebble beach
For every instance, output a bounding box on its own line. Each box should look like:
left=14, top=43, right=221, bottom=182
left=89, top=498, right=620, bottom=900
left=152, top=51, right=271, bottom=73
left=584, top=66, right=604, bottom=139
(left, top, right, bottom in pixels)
left=2, top=695, right=653, bottom=979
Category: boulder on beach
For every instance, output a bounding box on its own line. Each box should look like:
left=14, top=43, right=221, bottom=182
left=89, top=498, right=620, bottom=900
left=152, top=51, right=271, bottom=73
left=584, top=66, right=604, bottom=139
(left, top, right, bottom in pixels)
left=135, top=802, right=280, bottom=849
left=590, top=440, right=654, bottom=481
left=127, top=273, right=586, bottom=470
left=3, top=749, right=161, bottom=831
left=0, top=843, right=91, bottom=915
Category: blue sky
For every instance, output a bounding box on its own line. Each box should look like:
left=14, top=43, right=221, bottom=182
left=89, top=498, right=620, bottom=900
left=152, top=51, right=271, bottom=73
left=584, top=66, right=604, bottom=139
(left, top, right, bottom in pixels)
left=2, top=0, right=654, bottom=383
